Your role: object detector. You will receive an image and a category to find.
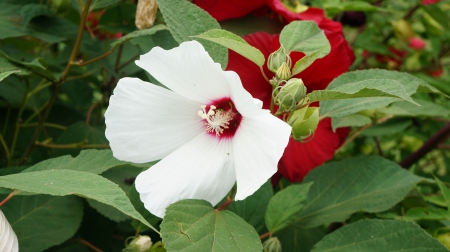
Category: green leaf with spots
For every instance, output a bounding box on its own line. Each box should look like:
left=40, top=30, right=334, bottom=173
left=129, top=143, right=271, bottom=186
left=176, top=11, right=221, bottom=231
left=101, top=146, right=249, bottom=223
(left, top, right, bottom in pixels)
left=161, top=199, right=262, bottom=252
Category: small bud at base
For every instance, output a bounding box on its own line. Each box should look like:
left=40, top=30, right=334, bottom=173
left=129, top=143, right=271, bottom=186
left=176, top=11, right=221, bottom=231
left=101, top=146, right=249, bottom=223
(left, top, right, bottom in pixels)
left=263, top=237, right=282, bottom=252
left=288, top=107, right=319, bottom=142
left=276, top=78, right=307, bottom=109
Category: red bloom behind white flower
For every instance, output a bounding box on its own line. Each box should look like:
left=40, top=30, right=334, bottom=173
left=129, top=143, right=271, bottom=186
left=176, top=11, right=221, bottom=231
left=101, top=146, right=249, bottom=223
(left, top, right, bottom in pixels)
left=105, top=41, right=291, bottom=217
left=194, top=0, right=355, bottom=181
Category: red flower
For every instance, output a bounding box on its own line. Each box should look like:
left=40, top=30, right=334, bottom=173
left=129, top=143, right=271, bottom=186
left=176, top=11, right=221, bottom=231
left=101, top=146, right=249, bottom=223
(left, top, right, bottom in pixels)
left=227, top=31, right=353, bottom=182
left=266, top=0, right=324, bottom=23
left=422, top=0, right=440, bottom=5
left=409, top=37, right=426, bottom=50
left=194, top=0, right=267, bottom=21
left=86, top=11, right=123, bottom=40
left=194, top=0, right=354, bottom=181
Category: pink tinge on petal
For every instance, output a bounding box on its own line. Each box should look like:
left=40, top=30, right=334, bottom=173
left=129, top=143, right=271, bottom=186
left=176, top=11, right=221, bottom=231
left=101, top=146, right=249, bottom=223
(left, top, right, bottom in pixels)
left=409, top=37, right=426, bottom=50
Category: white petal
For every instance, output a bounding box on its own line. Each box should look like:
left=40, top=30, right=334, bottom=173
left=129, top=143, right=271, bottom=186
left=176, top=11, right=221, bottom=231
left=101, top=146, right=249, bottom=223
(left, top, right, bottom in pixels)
left=0, top=210, right=19, bottom=252
left=136, top=41, right=230, bottom=104
left=232, top=113, right=291, bottom=200
left=135, top=133, right=235, bottom=217
left=224, top=71, right=267, bottom=116
left=105, top=77, right=204, bottom=163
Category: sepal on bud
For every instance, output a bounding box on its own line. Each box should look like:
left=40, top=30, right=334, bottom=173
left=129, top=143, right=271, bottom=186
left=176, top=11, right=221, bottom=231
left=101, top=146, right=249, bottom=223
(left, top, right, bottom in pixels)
left=275, top=78, right=307, bottom=109
left=263, top=237, right=282, bottom=252
left=275, top=62, right=292, bottom=80
left=123, top=235, right=152, bottom=252
left=268, top=46, right=291, bottom=73
left=288, top=106, right=319, bottom=141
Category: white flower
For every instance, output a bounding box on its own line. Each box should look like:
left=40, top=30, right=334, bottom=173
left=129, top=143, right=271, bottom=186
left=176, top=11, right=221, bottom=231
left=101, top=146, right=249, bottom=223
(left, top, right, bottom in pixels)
left=0, top=210, right=19, bottom=252
left=105, top=41, right=291, bottom=218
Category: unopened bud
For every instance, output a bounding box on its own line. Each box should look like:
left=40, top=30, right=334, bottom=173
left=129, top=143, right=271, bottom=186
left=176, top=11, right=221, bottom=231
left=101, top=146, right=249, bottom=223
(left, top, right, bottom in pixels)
left=123, top=235, right=152, bottom=252
left=0, top=210, right=18, bottom=252
left=392, top=19, right=415, bottom=41
left=268, top=46, right=291, bottom=73
left=275, top=62, right=291, bottom=80
left=263, top=237, right=282, bottom=252
left=276, top=78, right=307, bottom=109
left=288, top=107, right=319, bottom=141
left=135, top=0, right=158, bottom=30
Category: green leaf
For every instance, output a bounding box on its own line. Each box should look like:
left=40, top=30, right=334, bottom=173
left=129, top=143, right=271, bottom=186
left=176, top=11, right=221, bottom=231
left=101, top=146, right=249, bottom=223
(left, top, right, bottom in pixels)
left=220, top=15, right=283, bottom=37
left=0, top=70, right=20, bottom=82
left=382, top=207, right=450, bottom=221
left=292, top=157, right=423, bottom=229
left=265, top=182, right=313, bottom=233
left=24, top=149, right=150, bottom=174
left=378, top=99, right=450, bottom=118
left=193, top=29, right=265, bottom=67
left=20, top=4, right=53, bottom=26
left=0, top=3, right=71, bottom=43
left=435, top=176, right=450, bottom=212
left=324, top=1, right=386, bottom=17
left=0, top=170, right=158, bottom=232
left=331, top=114, right=371, bottom=131
left=0, top=50, right=55, bottom=80
left=277, top=227, right=325, bottom=252
left=130, top=185, right=161, bottom=232
left=228, top=180, right=273, bottom=233
left=291, top=46, right=329, bottom=75
left=311, top=219, right=449, bottom=252
left=320, top=69, right=426, bottom=118
left=309, top=79, right=418, bottom=108
left=87, top=166, right=143, bottom=222
left=110, top=25, right=168, bottom=51
left=156, top=0, right=228, bottom=69
left=361, top=118, right=412, bottom=137
left=279, top=21, right=330, bottom=55
left=2, top=195, right=83, bottom=252
left=90, top=0, right=120, bottom=10
left=49, top=121, right=108, bottom=157
left=161, top=199, right=262, bottom=251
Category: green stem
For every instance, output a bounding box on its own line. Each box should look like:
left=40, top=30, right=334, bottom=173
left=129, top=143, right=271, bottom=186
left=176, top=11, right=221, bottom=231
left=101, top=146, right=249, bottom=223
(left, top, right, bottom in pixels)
left=0, top=133, right=10, bottom=159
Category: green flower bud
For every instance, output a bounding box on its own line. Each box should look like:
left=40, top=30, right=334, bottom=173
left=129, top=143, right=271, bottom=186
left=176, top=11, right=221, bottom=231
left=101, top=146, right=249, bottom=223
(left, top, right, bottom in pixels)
left=268, top=46, right=291, bottom=73
left=123, top=235, right=152, bottom=252
left=392, top=19, right=415, bottom=41
left=276, top=78, right=307, bottom=109
left=275, top=62, right=291, bottom=80
left=263, top=237, right=282, bottom=252
left=288, top=106, right=319, bottom=141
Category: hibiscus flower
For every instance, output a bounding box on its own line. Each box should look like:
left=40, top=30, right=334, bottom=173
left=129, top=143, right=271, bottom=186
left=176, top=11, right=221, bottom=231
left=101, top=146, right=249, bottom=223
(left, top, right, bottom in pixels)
left=105, top=41, right=291, bottom=217
left=228, top=31, right=352, bottom=182
left=0, top=210, right=18, bottom=252
left=196, top=0, right=355, bottom=182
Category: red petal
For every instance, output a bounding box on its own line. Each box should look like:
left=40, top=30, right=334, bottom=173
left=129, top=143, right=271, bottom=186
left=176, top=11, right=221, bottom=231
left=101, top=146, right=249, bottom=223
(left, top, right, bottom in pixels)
left=266, top=0, right=324, bottom=23
left=277, top=118, right=349, bottom=182
left=194, top=0, right=267, bottom=21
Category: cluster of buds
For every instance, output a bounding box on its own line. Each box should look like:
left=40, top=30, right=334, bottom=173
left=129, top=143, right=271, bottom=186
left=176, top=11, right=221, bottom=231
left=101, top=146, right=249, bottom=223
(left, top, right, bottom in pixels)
left=263, top=237, right=282, bottom=252
left=267, top=47, right=319, bottom=142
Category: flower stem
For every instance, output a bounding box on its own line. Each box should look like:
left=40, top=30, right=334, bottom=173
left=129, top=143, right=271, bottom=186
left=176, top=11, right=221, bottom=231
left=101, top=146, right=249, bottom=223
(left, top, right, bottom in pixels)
left=18, top=0, right=93, bottom=165
left=400, top=122, right=450, bottom=168
left=259, top=231, right=271, bottom=240
left=0, top=190, right=17, bottom=207
left=216, top=198, right=234, bottom=211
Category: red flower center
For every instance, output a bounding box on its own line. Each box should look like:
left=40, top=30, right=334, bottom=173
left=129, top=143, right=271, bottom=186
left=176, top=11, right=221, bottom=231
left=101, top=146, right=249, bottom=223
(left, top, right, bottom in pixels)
left=198, top=97, right=242, bottom=139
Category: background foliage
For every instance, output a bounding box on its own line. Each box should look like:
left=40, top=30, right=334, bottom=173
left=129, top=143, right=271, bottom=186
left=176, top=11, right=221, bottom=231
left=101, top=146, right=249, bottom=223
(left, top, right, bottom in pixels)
left=1, top=0, right=450, bottom=251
